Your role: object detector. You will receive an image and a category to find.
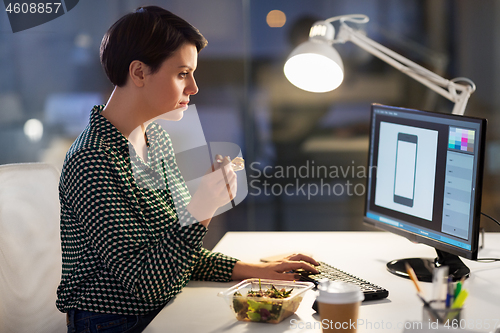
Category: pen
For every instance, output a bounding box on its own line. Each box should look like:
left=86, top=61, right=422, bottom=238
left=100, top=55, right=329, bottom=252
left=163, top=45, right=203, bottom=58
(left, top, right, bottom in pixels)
left=432, top=266, right=448, bottom=303
left=446, top=289, right=468, bottom=321
left=454, top=281, right=462, bottom=300
left=405, top=262, right=423, bottom=294
left=451, top=289, right=468, bottom=309
left=445, top=276, right=453, bottom=308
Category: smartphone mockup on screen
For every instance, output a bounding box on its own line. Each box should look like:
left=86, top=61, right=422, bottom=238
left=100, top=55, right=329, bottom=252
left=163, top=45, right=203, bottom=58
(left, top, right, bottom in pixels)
left=393, top=133, right=418, bottom=207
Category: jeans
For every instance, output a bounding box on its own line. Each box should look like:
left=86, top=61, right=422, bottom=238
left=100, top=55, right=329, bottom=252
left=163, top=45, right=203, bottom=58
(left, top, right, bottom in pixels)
left=66, top=306, right=164, bottom=333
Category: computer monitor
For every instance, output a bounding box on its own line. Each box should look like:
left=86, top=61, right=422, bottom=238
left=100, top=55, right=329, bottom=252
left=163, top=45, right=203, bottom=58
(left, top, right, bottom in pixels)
left=363, top=104, right=487, bottom=282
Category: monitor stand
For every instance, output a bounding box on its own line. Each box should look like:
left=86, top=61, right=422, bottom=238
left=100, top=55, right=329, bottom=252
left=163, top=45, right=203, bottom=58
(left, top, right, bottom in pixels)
left=386, top=249, right=470, bottom=282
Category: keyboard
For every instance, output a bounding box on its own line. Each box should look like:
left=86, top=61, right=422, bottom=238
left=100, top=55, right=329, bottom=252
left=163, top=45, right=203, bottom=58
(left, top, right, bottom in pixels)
left=299, top=261, right=389, bottom=301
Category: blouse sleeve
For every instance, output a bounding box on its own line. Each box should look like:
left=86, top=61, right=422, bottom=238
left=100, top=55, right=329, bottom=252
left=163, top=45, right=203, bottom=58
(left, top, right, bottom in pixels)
left=62, top=147, right=208, bottom=302
left=190, top=248, right=239, bottom=281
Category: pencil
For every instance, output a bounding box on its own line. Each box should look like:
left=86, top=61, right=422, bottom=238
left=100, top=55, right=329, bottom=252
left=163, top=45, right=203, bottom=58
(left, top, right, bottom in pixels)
left=405, top=262, right=422, bottom=294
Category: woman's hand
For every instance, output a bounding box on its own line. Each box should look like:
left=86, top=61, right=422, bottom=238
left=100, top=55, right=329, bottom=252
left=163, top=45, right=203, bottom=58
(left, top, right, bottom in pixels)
left=186, top=155, right=237, bottom=226
left=231, top=254, right=319, bottom=281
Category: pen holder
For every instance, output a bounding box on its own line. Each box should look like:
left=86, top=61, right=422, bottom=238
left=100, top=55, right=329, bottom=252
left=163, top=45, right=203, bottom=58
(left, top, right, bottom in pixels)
left=422, top=300, right=462, bottom=325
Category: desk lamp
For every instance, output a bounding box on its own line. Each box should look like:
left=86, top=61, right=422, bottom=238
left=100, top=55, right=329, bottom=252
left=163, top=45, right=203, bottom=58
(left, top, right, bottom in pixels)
left=283, top=14, right=475, bottom=115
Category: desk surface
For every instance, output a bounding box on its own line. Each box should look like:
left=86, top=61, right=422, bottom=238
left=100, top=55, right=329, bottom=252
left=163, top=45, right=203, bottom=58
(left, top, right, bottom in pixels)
left=145, top=232, right=500, bottom=333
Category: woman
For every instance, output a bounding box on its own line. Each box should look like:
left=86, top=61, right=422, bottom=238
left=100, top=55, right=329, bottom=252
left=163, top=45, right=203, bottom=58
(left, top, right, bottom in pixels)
left=57, top=6, right=318, bottom=332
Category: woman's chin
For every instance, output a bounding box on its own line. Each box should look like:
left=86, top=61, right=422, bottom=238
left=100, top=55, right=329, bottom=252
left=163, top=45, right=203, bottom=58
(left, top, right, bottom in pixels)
left=160, top=107, right=186, bottom=121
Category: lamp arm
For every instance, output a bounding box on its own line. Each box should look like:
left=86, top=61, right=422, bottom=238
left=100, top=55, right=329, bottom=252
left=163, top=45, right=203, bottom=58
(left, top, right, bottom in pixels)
left=336, top=22, right=475, bottom=115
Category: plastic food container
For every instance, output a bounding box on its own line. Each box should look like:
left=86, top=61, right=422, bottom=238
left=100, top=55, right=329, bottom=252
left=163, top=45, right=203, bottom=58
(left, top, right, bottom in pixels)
left=218, top=278, right=314, bottom=324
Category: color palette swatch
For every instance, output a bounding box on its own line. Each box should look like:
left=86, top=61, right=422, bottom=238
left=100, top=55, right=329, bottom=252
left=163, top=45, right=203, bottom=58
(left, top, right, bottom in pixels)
left=449, top=127, right=475, bottom=152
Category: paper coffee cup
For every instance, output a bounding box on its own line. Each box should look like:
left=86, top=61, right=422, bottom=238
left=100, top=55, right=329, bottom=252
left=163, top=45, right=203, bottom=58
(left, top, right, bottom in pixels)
left=316, top=281, right=364, bottom=332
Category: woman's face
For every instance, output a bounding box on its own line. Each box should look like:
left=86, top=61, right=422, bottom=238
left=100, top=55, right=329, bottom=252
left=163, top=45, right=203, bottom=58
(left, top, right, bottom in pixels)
left=142, top=43, right=199, bottom=121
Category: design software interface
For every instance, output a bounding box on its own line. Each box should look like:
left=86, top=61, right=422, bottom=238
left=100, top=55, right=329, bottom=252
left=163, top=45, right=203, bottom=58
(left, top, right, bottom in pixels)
left=365, top=105, right=484, bottom=252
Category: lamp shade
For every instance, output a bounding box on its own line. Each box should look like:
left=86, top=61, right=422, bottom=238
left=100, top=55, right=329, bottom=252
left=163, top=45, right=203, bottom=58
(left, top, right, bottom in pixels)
left=284, top=40, right=344, bottom=93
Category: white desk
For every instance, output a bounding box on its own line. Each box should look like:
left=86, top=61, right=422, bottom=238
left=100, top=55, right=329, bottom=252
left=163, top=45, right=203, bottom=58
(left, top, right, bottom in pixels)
left=145, top=232, right=500, bottom=333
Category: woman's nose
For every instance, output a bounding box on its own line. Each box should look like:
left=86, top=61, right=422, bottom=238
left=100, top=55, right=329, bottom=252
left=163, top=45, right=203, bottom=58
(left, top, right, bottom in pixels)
left=186, top=77, right=198, bottom=95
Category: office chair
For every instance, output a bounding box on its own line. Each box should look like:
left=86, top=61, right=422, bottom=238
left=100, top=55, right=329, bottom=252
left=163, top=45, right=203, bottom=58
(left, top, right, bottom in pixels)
left=0, top=163, right=65, bottom=333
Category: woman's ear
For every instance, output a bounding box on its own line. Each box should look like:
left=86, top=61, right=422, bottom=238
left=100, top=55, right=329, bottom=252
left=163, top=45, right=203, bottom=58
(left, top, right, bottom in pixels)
left=128, top=60, right=147, bottom=87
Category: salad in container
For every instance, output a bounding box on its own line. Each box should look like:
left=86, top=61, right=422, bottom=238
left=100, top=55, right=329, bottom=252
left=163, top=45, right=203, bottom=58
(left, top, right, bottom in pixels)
left=218, top=278, right=314, bottom=324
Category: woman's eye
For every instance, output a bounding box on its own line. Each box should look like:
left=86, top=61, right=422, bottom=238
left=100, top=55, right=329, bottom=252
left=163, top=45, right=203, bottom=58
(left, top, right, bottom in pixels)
left=179, top=72, right=188, bottom=78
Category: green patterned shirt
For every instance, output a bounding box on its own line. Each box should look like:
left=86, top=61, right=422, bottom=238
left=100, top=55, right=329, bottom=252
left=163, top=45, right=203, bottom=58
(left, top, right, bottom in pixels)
left=56, top=105, right=239, bottom=315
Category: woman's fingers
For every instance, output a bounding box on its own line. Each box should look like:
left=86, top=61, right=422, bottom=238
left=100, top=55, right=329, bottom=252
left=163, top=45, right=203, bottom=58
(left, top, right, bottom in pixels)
left=221, top=162, right=237, bottom=199
left=197, top=156, right=238, bottom=205
left=275, top=261, right=319, bottom=274
left=284, top=253, right=319, bottom=266
left=256, top=265, right=301, bottom=281
left=269, top=272, right=300, bottom=281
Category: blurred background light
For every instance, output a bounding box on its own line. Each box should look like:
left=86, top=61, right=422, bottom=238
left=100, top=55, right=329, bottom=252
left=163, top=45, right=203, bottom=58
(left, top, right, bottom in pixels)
left=266, top=9, right=286, bottom=28
left=24, top=119, right=43, bottom=142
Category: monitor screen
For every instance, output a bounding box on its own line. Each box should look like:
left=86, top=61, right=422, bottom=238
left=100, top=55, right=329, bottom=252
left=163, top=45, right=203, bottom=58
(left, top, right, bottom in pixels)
left=364, top=104, right=487, bottom=281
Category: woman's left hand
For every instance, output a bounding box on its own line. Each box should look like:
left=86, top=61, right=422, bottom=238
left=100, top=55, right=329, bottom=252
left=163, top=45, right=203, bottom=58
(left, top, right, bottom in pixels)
left=231, top=254, right=319, bottom=281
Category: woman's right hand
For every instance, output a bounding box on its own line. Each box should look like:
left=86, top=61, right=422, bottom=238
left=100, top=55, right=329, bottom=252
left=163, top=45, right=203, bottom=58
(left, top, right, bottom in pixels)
left=186, top=155, right=237, bottom=226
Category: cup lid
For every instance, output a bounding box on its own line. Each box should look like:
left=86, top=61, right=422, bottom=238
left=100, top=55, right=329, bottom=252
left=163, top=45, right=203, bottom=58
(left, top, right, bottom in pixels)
left=316, top=281, right=364, bottom=304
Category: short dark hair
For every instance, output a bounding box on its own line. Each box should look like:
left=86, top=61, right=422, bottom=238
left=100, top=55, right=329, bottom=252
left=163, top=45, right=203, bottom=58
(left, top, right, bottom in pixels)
left=100, top=6, right=207, bottom=87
